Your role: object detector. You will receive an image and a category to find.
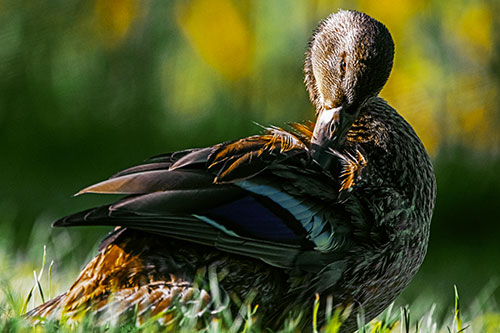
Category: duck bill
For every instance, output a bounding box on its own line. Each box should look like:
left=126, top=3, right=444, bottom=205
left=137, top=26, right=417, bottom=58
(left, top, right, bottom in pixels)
left=310, top=105, right=351, bottom=168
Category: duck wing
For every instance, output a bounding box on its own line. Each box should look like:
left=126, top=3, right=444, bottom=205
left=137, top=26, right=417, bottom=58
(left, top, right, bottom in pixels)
left=55, top=126, right=361, bottom=274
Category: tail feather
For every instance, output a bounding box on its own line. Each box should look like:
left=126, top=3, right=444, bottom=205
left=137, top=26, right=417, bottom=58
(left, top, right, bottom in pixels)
left=25, top=294, right=65, bottom=322
left=26, top=232, right=214, bottom=325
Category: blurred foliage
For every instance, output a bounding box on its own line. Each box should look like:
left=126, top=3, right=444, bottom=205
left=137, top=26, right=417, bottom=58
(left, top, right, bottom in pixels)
left=0, top=0, right=499, bottom=310
left=177, top=0, right=254, bottom=80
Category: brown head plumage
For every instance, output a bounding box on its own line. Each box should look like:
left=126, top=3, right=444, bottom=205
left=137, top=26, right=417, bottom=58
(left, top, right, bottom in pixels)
left=305, top=10, right=395, bottom=168
left=305, top=10, right=394, bottom=113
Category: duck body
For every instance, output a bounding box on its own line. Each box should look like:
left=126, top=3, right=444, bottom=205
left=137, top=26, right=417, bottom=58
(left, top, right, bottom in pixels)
left=28, top=10, right=436, bottom=332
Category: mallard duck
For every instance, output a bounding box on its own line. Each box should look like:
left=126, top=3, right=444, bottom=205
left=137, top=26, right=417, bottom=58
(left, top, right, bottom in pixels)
left=28, top=9, right=436, bottom=332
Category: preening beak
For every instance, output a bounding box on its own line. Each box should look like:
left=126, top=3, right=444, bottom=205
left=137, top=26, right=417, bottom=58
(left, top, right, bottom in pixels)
left=310, top=104, right=353, bottom=169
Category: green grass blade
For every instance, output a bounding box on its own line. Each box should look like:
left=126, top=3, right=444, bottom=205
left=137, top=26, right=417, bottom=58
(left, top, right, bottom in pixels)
left=357, top=306, right=366, bottom=333
left=454, top=285, right=462, bottom=332
left=313, top=293, right=320, bottom=333
left=48, top=260, right=54, bottom=300
left=34, top=270, right=45, bottom=304
left=401, top=306, right=410, bottom=333
left=20, top=285, right=34, bottom=315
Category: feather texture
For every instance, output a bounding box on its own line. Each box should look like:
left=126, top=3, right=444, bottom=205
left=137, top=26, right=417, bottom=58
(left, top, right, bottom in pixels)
left=27, top=10, right=436, bottom=333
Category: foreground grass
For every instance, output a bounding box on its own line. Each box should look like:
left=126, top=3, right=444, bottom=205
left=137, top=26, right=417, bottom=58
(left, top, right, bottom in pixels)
left=1, top=222, right=499, bottom=332
left=3, top=280, right=500, bottom=333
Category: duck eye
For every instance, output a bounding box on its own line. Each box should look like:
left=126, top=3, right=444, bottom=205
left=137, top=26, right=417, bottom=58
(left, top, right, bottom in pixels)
left=340, top=59, right=346, bottom=73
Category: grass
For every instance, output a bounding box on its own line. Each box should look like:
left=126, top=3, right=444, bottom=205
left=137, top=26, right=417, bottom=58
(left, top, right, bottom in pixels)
left=2, top=277, right=499, bottom=333
left=1, top=221, right=500, bottom=332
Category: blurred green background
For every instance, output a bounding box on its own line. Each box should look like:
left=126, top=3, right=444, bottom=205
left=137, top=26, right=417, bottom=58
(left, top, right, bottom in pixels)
left=1, top=0, right=500, bottom=320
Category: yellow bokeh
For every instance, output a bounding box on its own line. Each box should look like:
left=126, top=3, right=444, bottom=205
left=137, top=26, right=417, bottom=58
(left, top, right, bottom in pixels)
left=177, top=0, right=254, bottom=81
left=91, top=0, right=499, bottom=156
left=455, top=3, right=492, bottom=55
left=472, top=313, right=500, bottom=333
left=160, top=45, right=218, bottom=119
left=449, top=73, right=499, bottom=152
left=95, top=0, right=139, bottom=47
left=382, top=45, right=444, bottom=155
left=358, top=0, right=428, bottom=41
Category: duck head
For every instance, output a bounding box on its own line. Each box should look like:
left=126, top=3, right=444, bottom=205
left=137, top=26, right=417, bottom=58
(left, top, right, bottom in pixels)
left=305, top=10, right=395, bottom=168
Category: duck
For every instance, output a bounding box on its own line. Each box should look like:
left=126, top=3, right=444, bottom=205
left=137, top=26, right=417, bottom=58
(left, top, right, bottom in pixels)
left=27, top=9, right=436, bottom=332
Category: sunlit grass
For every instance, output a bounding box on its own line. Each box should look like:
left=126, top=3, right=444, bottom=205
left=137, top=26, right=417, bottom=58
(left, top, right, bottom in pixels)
left=1, top=224, right=499, bottom=333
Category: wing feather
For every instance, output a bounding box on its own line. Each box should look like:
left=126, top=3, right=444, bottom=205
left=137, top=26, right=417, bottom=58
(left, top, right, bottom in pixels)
left=54, top=127, right=365, bottom=272
left=77, top=170, right=220, bottom=196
